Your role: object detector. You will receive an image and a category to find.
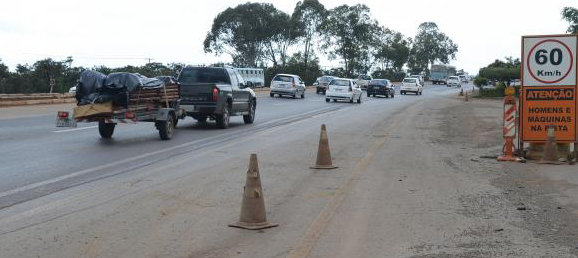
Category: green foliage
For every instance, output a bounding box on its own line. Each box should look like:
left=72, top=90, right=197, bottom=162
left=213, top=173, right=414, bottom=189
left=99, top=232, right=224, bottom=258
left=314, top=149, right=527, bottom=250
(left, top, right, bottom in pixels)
left=478, top=57, right=520, bottom=84
left=320, top=4, right=381, bottom=77
left=292, top=0, right=326, bottom=72
left=371, top=69, right=405, bottom=82
left=473, top=77, right=488, bottom=87
left=0, top=57, right=181, bottom=94
left=324, top=67, right=347, bottom=78
left=374, top=30, right=410, bottom=72
left=561, top=7, right=578, bottom=33
left=408, top=22, right=458, bottom=76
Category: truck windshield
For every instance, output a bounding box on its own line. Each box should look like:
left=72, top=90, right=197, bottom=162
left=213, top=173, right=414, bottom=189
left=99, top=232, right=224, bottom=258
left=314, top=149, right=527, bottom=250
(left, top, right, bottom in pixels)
left=178, top=68, right=231, bottom=84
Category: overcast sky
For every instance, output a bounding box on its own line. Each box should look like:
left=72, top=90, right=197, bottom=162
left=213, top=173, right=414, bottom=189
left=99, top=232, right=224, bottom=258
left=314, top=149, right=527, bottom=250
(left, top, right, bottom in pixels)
left=0, top=0, right=575, bottom=74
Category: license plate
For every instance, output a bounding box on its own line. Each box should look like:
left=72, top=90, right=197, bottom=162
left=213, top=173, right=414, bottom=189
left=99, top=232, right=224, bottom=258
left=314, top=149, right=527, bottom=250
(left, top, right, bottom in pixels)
left=56, top=117, right=77, bottom=128
left=335, top=89, right=343, bottom=92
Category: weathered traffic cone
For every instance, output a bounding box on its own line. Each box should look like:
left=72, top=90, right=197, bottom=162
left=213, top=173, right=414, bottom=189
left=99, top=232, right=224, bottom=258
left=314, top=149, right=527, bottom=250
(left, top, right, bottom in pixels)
left=311, top=124, right=338, bottom=169
left=459, top=88, right=464, bottom=96
left=464, top=92, right=469, bottom=102
left=538, top=126, right=562, bottom=165
left=229, top=154, right=279, bottom=230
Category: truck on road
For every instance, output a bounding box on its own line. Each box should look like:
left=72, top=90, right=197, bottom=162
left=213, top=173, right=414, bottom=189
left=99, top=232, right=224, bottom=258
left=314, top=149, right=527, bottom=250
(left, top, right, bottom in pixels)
left=177, top=66, right=256, bottom=129
left=430, top=64, right=456, bottom=85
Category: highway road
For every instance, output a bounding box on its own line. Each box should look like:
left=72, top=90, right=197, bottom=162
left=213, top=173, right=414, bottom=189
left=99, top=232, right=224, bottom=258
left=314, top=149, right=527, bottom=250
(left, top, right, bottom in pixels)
left=0, top=85, right=450, bottom=208
left=1, top=83, right=576, bottom=258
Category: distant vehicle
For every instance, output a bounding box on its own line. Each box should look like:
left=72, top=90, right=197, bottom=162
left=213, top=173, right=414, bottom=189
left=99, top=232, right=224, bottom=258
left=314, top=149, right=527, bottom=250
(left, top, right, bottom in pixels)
left=236, top=68, right=265, bottom=88
left=410, top=75, right=424, bottom=85
left=178, top=66, right=256, bottom=129
left=400, top=77, right=423, bottom=95
left=355, top=75, right=373, bottom=90
left=68, top=85, right=77, bottom=94
left=270, top=74, right=306, bottom=99
left=458, top=75, right=468, bottom=83
left=430, top=64, right=456, bottom=85
left=367, top=79, right=395, bottom=98
left=316, top=76, right=336, bottom=94
left=325, top=78, right=363, bottom=103
left=510, top=79, right=521, bottom=86
left=313, top=77, right=320, bottom=86
left=446, top=76, right=461, bottom=87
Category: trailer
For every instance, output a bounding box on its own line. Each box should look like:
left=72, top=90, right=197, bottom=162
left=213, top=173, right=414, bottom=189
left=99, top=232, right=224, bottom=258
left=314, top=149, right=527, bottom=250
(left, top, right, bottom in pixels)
left=56, top=83, right=184, bottom=140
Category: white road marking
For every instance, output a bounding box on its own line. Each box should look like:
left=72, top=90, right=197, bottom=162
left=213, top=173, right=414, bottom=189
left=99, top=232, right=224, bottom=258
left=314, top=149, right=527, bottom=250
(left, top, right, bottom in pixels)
left=53, top=126, right=97, bottom=133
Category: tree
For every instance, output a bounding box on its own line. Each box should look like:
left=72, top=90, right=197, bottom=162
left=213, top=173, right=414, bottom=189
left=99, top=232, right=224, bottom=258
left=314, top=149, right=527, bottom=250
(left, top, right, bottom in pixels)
left=478, top=57, right=520, bottom=85
left=292, top=0, right=326, bottom=73
left=409, top=22, right=458, bottom=77
left=204, top=3, right=295, bottom=68
left=374, top=30, right=410, bottom=72
left=561, top=7, right=578, bottom=33
left=320, top=4, right=381, bottom=77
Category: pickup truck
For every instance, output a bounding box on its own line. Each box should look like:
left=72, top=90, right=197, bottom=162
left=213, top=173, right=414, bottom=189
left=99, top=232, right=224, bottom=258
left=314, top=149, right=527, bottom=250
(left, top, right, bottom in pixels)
left=355, top=75, right=372, bottom=90
left=177, top=66, right=256, bottom=129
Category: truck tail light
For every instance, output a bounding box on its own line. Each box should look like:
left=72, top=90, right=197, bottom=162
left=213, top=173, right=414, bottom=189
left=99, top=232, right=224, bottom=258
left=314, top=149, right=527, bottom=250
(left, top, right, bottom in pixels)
left=126, top=111, right=135, bottom=119
left=58, top=111, right=69, bottom=118
left=212, top=87, right=219, bottom=102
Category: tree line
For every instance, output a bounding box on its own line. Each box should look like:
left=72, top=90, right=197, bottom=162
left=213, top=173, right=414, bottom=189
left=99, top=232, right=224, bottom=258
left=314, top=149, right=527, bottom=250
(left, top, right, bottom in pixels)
left=204, top=1, right=458, bottom=84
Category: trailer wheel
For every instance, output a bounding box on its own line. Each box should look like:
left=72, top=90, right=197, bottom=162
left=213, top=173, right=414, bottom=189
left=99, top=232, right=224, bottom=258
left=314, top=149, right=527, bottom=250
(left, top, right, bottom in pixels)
left=98, top=121, right=115, bottom=139
left=158, top=115, right=175, bottom=140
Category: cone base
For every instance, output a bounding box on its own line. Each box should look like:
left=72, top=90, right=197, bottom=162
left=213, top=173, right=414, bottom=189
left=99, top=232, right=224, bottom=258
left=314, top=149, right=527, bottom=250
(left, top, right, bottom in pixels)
left=497, top=156, right=519, bottom=162
left=310, top=165, right=338, bottom=170
left=228, top=221, right=279, bottom=230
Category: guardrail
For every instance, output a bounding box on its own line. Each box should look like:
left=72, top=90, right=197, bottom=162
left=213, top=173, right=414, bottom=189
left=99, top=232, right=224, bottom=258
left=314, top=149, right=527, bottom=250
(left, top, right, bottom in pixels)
left=0, top=93, right=76, bottom=107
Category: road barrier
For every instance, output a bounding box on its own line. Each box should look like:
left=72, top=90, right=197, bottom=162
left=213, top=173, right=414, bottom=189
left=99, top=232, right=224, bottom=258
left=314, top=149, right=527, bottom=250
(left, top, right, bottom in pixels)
left=499, top=89, right=520, bottom=162
left=0, top=93, right=75, bottom=107
left=229, top=154, right=278, bottom=230
left=310, top=124, right=338, bottom=169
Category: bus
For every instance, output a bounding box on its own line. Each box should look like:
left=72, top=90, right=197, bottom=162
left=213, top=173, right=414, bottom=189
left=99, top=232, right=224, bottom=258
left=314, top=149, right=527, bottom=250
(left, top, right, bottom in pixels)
left=430, top=64, right=456, bottom=85
left=236, top=68, right=265, bottom=88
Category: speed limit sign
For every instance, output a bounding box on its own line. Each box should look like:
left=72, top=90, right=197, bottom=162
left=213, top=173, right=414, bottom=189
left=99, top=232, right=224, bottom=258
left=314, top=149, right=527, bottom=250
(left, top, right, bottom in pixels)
left=523, top=35, right=577, bottom=86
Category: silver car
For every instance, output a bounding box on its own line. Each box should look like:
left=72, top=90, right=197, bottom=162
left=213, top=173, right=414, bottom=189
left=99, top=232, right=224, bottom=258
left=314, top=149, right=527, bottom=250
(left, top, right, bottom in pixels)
left=270, top=74, right=306, bottom=99
left=325, top=78, right=363, bottom=103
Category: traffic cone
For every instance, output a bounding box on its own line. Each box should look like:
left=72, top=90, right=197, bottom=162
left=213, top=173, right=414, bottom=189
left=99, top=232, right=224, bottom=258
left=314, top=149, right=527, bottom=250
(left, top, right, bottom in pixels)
left=459, top=89, right=464, bottom=96
left=229, top=154, right=278, bottom=230
left=539, top=126, right=562, bottom=165
left=311, top=124, right=338, bottom=169
left=464, top=92, right=469, bottom=102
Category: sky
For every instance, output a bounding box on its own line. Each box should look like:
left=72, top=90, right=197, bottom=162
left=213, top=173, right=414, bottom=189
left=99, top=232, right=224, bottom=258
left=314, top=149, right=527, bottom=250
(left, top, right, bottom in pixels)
left=0, top=0, right=575, bottom=75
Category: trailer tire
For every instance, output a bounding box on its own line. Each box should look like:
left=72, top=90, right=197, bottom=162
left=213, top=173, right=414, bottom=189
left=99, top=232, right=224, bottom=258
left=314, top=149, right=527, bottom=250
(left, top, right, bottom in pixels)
left=98, top=121, right=115, bottom=139
left=157, top=115, right=175, bottom=140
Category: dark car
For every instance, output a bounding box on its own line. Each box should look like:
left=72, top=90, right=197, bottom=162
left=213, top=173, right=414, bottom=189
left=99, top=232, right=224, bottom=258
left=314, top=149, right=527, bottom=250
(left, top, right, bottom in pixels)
left=177, top=66, right=256, bottom=129
left=316, top=76, right=336, bottom=94
left=367, top=79, right=395, bottom=98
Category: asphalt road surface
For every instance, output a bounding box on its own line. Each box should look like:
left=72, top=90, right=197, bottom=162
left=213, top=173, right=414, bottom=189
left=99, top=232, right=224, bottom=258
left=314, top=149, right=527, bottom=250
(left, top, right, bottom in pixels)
left=1, top=84, right=576, bottom=258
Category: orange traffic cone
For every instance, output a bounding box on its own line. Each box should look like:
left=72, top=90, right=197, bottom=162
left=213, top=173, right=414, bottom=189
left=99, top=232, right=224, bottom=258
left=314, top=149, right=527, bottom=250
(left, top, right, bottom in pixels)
left=311, top=124, right=338, bottom=169
left=539, top=126, right=562, bottom=164
left=229, top=154, right=278, bottom=230
left=459, top=89, right=464, bottom=96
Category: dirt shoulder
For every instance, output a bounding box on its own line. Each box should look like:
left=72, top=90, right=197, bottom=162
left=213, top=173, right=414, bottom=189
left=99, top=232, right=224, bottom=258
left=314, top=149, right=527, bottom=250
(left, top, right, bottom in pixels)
left=432, top=94, right=578, bottom=256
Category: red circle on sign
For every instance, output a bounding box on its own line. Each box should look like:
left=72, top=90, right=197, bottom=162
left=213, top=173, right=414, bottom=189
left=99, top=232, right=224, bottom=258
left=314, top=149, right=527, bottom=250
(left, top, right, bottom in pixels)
left=527, top=39, right=574, bottom=84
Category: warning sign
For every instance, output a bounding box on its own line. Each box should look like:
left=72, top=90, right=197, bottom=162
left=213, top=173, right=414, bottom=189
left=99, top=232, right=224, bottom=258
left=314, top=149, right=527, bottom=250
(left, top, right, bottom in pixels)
left=521, top=34, right=577, bottom=143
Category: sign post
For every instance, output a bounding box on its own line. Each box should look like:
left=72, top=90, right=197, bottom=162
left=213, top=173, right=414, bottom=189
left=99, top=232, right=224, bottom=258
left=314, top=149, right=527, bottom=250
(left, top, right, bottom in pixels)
left=520, top=35, right=577, bottom=153
left=499, top=86, right=519, bottom=161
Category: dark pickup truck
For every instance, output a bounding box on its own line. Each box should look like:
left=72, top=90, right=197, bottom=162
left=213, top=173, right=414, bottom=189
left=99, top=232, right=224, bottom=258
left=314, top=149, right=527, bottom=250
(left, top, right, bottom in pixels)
left=177, top=66, right=256, bottom=129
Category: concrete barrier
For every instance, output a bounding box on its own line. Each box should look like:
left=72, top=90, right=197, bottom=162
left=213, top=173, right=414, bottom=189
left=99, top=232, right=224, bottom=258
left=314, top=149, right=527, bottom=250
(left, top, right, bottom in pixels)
left=0, top=93, right=75, bottom=107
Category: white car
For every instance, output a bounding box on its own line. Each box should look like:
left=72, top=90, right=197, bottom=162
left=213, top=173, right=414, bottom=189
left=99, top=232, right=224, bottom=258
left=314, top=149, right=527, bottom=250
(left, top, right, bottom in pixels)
left=458, top=75, right=468, bottom=83
left=270, top=74, right=306, bottom=99
left=325, top=78, right=363, bottom=103
left=400, top=78, right=423, bottom=95
left=446, top=76, right=461, bottom=87
left=355, top=75, right=372, bottom=90
left=68, top=85, right=77, bottom=94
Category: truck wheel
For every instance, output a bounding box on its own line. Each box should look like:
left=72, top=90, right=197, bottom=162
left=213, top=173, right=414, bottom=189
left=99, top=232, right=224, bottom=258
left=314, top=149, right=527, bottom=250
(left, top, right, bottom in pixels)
left=270, top=93, right=274, bottom=97
left=157, top=115, right=175, bottom=140
left=301, top=91, right=305, bottom=99
left=216, top=107, right=230, bottom=129
left=243, top=100, right=255, bottom=124
left=98, top=121, right=115, bottom=139
left=357, top=95, right=362, bottom=104
left=326, top=98, right=330, bottom=102
left=367, top=92, right=370, bottom=97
